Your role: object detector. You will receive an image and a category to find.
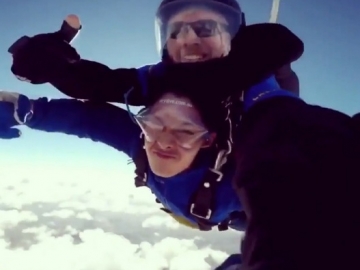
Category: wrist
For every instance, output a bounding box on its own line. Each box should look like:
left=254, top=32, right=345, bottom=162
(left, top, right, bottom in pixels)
left=14, top=95, right=34, bottom=124
left=26, top=100, right=35, bottom=122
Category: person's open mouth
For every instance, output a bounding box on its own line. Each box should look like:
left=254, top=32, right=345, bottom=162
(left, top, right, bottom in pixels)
left=181, top=54, right=206, bottom=62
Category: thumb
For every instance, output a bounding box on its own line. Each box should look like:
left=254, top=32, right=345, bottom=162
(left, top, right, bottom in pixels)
left=0, top=128, right=22, bottom=139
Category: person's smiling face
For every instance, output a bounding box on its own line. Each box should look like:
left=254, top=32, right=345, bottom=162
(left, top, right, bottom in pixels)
left=165, top=7, right=231, bottom=63
left=137, top=93, right=215, bottom=177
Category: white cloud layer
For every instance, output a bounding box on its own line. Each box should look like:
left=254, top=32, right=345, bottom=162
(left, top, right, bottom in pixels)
left=0, top=163, right=241, bottom=270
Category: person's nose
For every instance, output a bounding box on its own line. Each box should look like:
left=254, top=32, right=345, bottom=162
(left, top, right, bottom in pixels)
left=155, top=132, right=177, bottom=149
left=177, top=26, right=200, bottom=45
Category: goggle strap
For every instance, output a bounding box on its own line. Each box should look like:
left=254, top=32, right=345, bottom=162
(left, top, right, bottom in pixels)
left=124, top=87, right=137, bottom=124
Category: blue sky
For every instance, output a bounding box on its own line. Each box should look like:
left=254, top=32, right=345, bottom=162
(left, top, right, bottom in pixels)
left=0, top=0, right=359, bottom=171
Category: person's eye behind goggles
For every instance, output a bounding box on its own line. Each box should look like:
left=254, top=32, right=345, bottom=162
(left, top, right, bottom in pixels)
left=134, top=113, right=210, bottom=150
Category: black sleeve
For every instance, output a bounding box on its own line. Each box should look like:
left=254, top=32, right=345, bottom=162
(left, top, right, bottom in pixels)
left=49, top=59, right=145, bottom=105
left=233, top=98, right=360, bottom=270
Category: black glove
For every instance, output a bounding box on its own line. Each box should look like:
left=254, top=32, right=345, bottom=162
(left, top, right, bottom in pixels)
left=9, top=16, right=81, bottom=84
left=229, top=23, right=304, bottom=89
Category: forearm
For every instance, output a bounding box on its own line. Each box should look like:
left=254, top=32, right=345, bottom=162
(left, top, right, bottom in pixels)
left=27, top=98, right=98, bottom=137
left=26, top=97, right=141, bottom=156
left=49, top=59, right=144, bottom=104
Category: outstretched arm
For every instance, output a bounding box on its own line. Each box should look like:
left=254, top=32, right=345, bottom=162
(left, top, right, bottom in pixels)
left=49, top=60, right=149, bottom=105
left=10, top=27, right=152, bottom=105
left=26, top=97, right=142, bottom=158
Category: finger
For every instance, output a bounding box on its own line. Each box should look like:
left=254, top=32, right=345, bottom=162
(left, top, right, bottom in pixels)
left=60, top=14, right=82, bottom=44
left=65, top=14, right=81, bottom=30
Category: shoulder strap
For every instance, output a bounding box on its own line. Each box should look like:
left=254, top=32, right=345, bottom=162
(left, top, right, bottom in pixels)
left=133, top=146, right=148, bottom=187
left=188, top=148, right=239, bottom=231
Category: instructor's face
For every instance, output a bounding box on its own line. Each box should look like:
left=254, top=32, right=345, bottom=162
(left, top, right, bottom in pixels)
left=166, top=8, right=231, bottom=63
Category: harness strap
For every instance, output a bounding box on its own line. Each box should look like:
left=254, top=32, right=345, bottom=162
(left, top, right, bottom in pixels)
left=132, top=147, right=234, bottom=231
left=189, top=168, right=222, bottom=220
left=185, top=97, right=239, bottom=231
left=133, top=146, right=148, bottom=187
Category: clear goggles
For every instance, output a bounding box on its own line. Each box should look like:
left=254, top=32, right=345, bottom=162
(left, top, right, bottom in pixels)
left=127, top=99, right=210, bottom=150
left=155, top=0, right=243, bottom=55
